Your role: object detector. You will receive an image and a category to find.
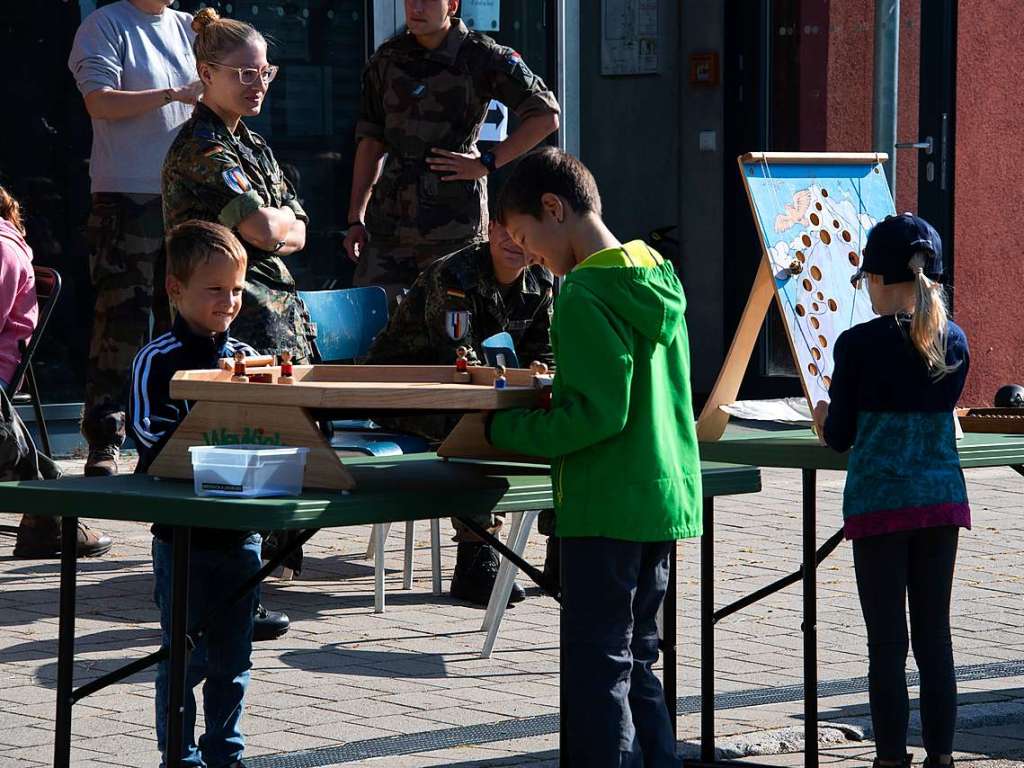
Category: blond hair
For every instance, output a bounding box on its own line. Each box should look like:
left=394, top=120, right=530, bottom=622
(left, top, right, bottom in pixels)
left=0, top=186, right=24, bottom=235
left=191, top=8, right=264, bottom=65
left=908, top=252, right=960, bottom=380
left=166, top=220, right=247, bottom=283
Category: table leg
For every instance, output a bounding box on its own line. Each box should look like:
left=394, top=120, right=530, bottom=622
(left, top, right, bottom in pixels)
left=701, top=497, right=716, bottom=762
left=663, top=540, right=678, bottom=737
left=165, top=527, right=192, bottom=767
left=802, top=470, right=818, bottom=768
left=53, top=516, right=78, bottom=768
left=559, top=535, right=569, bottom=767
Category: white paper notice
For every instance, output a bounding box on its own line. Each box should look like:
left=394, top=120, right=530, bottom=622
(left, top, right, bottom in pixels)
left=463, top=0, right=501, bottom=32
left=719, top=398, right=815, bottom=425
left=602, top=0, right=659, bottom=75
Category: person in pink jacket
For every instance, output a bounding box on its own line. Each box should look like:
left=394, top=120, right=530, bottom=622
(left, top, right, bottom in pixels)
left=0, top=185, right=112, bottom=558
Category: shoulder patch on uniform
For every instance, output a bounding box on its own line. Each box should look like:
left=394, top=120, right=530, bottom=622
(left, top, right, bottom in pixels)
left=445, top=310, right=471, bottom=341
left=222, top=167, right=253, bottom=195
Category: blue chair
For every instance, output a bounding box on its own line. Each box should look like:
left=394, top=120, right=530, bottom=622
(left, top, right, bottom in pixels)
left=298, top=286, right=436, bottom=607
left=480, top=331, right=520, bottom=369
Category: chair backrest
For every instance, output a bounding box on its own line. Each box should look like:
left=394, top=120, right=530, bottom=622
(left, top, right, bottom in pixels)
left=480, top=331, right=520, bottom=369
left=297, top=286, right=389, bottom=362
left=6, top=265, right=61, bottom=397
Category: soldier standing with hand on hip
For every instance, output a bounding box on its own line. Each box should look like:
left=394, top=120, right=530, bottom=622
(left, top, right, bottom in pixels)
left=344, top=0, right=560, bottom=303
left=68, top=0, right=203, bottom=476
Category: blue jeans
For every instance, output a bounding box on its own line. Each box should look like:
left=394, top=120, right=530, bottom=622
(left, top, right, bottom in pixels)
left=561, top=537, right=679, bottom=768
left=153, top=533, right=261, bottom=768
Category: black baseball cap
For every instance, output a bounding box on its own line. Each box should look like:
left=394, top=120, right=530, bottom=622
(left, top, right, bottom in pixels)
left=854, top=213, right=943, bottom=285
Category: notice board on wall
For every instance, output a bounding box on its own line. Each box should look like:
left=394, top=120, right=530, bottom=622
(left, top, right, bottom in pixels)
left=601, top=0, right=658, bottom=75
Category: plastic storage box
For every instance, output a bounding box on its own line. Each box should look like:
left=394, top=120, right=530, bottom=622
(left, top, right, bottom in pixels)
left=188, top=445, right=310, bottom=498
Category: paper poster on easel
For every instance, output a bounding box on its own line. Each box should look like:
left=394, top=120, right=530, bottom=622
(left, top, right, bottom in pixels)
left=697, top=153, right=896, bottom=441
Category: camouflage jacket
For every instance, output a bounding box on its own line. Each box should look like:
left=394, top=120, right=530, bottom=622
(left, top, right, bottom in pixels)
left=356, top=20, right=560, bottom=245
left=366, top=241, right=554, bottom=368
left=162, top=103, right=315, bottom=360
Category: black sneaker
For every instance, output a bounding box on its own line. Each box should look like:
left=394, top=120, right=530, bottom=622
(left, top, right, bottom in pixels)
left=450, top=542, right=525, bottom=607
left=923, top=758, right=954, bottom=768
left=253, top=603, right=289, bottom=641
left=873, top=756, right=913, bottom=768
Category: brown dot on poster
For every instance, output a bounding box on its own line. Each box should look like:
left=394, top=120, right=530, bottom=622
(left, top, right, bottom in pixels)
left=818, top=335, right=829, bottom=348
left=815, top=202, right=823, bottom=211
left=809, top=212, right=820, bottom=226
left=828, top=298, right=838, bottom=311
left=832, top=219, right=840, bottom=229
left=802, top=278, right=813, bottom=291
left=849, top=251, right=860, bottom=266
left=821, top=188, right=829, bottom=197
left=810, top=316, right=820, bottom=329
left=796, top=250, right=806, bottom=263
left=812, top=302, right=820, bottom=311
left=823, top=375, right=832, bottom=388
left=795, top=304, right=806, bottom=316
left=842, top=230, right=852, bottom=242
left=802, top=234, right=813, bottom=248
left=808, top=362, right=819, bottom=376
left=810, top=265, right=822, bottom=280
left=811, top=347, right=822, bottom=361
left=816, top=291, right=825, bottom=300
left=820, top=230, right=832, bottom=245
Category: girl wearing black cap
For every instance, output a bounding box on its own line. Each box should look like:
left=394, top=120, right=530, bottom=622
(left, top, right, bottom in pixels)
left=813, top=214, right=969, bottom=768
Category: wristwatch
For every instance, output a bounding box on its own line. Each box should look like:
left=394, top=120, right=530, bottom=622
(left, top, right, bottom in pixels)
left=479, top=150, right=497, bottom=175
left=272, top=240, right=287, bottom=253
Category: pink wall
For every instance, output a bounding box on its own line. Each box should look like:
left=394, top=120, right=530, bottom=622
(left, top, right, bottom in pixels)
left=825, top=0, right=920, bottom=212
left=954, top=0, right=1024, bottom=405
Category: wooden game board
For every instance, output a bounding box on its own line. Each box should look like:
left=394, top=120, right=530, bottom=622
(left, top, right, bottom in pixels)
left=956, top=407, right=1024, bottom=434
left=147, top=364, right=549, bottom=490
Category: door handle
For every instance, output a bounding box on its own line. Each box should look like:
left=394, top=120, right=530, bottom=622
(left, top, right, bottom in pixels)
left=895, top=137, right=934, bottom=155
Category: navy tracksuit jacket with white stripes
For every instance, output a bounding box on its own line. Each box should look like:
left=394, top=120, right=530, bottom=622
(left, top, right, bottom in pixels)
left=128, top=313, right=256, bottom=544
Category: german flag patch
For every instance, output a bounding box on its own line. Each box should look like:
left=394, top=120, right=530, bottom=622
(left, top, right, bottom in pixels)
left=446, top=288, right=466, bottom=299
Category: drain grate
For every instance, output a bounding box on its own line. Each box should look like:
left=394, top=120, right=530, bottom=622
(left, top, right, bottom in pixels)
left=247, top=658, right=1024, bottom=767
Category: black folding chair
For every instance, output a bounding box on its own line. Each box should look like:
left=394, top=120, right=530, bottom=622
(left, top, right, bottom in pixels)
left=5, top=265, right=61, bottom=457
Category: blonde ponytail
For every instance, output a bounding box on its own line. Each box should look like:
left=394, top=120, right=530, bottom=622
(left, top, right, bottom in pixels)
left=908, top=253, right=959, bottom=380
left=0, top=186, right=25, bottom=235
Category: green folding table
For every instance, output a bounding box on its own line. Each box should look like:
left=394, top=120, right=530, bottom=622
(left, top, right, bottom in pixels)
left=0, top=453, right=761, bottom=768
left=694, top=429, right=1024, bottom=768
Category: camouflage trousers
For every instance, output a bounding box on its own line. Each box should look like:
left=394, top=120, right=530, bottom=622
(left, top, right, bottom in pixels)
left=352, top=236, right=482, bottom=307
left=451, top=508, right=555, bottom=543
left=83, top=193, right=171, bottom=433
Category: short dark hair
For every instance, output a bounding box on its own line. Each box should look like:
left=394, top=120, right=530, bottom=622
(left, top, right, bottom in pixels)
left=498, top=147, right=602, bottom=221
left=166, top=220, right=247, bottom=283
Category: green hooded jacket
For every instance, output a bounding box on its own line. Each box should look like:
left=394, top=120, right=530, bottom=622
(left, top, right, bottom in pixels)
left=489, top=240, right=703, bottom=541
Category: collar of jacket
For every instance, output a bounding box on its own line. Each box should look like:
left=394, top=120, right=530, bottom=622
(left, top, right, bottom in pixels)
left=398, top=18, right=469, bottom=64
left=171, top=313, right=232, bottom=361
left=193, top=102, right=263, bottom=149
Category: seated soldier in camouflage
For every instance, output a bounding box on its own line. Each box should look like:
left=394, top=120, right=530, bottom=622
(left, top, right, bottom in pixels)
left=365, top=219, right=555, bottom=607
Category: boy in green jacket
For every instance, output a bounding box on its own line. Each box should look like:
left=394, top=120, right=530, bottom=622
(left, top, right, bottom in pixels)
left=488, top=147, right=702, bottom=766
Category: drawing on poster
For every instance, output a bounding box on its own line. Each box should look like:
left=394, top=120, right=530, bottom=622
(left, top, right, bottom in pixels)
left=741, top=158, right=896, bottom=406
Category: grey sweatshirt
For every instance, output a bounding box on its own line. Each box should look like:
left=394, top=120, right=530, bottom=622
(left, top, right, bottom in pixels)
left=69, top=1, right=196, bottom=194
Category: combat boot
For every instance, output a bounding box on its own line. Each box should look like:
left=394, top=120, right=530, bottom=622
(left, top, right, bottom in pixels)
left=450, top=542, right=525, bottom=607
left=13, top=515, right=113, bottom=558
left=82, top=411, right=126, bottom=477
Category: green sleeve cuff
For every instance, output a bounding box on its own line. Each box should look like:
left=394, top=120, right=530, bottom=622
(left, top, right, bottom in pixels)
left=218, top=190, right=266, bottom=229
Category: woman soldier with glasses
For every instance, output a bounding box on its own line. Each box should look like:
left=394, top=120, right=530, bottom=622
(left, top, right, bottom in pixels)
left=161, top=8, right=306, bottom=642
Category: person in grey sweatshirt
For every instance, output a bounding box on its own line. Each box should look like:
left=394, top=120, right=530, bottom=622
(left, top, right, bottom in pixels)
left=68, top=0, right=201, bottom=479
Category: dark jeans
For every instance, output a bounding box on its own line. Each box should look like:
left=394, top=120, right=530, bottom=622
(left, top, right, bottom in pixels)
left=853, top=526, right=960, bottom=760
left=562, top=537, right=678, bottom=767
left=153, top=534, right=261, bottom=768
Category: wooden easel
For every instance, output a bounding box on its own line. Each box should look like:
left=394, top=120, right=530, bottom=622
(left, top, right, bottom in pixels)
left=697, top=151, right=890, bottom=441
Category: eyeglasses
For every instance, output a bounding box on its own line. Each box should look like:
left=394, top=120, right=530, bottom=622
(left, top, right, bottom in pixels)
left=207, top=61, right=279, bottom=86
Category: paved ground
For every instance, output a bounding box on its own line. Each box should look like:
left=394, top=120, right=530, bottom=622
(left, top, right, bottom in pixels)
left=1, top=454, right=1022, bottom=767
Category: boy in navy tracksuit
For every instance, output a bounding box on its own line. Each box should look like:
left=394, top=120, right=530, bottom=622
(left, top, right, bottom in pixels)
left=129, top=220, right=265, bottom=768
